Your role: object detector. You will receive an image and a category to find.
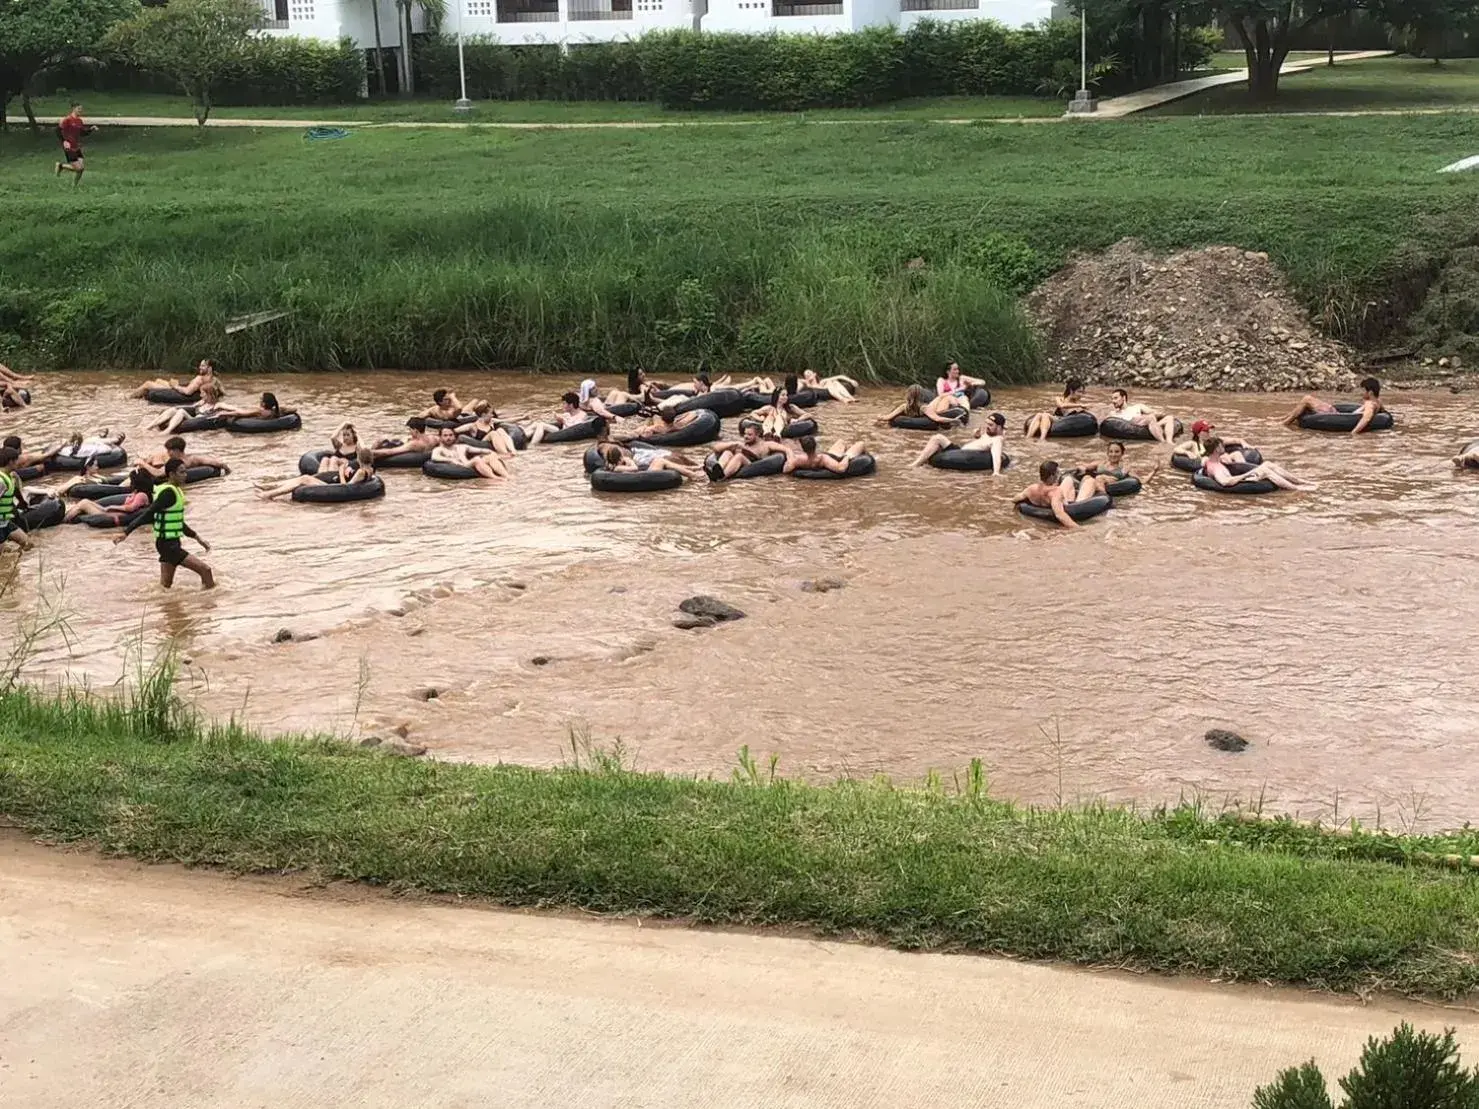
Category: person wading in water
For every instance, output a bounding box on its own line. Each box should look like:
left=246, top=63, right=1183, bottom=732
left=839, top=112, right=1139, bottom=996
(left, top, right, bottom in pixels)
left=114, top=458, right=215, bottom=589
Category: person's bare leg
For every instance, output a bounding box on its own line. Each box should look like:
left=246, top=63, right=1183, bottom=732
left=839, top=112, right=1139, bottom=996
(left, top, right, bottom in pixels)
left=1283, top=396, right=1320, bottom=426
left=257, top=476, right=314, bottom=500
left=160, top=563, right=177, bottom=589
left=63, top=499, right=104, bottom=522
left=180, top=554, right=215, bottom=589
left=474, top=457, right=507, bottom=479
left=912, top=433, right=951, bottom=466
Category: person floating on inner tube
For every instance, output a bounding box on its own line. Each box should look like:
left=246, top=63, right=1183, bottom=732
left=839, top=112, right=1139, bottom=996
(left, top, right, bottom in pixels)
left=711, top=421, right=790, bottom=478
left=55, top=427, right=127, bottom=465
left=65, top=467, right=154, bottom=524
left=911, top=412, right=1010, bottom=475
left=749, top=385, right=806, bottom=438
left=431, top=426, right=509, bottom=478
left=461, top=403, right=520, bottom=456
left=260, top=447, right=378, bottom=500
left=0, top=363, right=31, bottom=388
left=618, top=405, right=705, bottom=443
left=800, top=369, right=858, bottom=403
left=1282, top=376, right=1386, bottom=435
left=372, top=428, right=439, bottom=462
left=521, top=392, right=601, bottom=446
left=658, top=371, right=712, bottom=400
left=576, top=379, right=625, bottom=423
left=1172, top=419, right=1255, bottom=467
left=935, top=361, right=985, bottom=404
left=1106, top=388, right=1177, bottom=442
left=1013, top=460, right=1102, bottom=529
left=0, top=447, right=34, bottom=552
left=605, top=368, right=671, bottom=407
left=136, top=436, right=229, bottom=479
left=417, top=388, right=481, bottom=424
left=781, top=435, right=867, bottom=475
left=1452, top=442, right=1479, bottom=470
left=1023, top=379, right=1091, bottom=441
left=1202, top=438, right=1317, bottom=491
left=877, top=384, right=965, bottom=428
left=217, top=391, right=295, bottom=427
left=1078, top=440, right=1159, bottom=486
left=598, top=443, right=704, bottom=481
left=146, top=380, right=226, bottom=434
left=113, top=457, right=215, bottom=590
left=130, top=358, right=221, bottom=401
left=1, top=381, right=31, bottom=410
left=2, top=435, right=61, bottom=475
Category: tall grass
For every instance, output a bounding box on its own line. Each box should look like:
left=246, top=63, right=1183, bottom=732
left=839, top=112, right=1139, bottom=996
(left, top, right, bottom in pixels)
left=3, top=115, right=1479, bottom=373
left=3, top=670, right=1479, bottom=996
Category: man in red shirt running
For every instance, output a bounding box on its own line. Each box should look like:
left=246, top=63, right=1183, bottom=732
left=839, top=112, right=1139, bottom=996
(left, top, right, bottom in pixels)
left=55, top=103, right=90, bottom=184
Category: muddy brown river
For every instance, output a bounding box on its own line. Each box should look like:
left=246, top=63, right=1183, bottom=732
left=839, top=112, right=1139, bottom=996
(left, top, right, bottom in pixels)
left=4, top=372, right=1477, bottom=831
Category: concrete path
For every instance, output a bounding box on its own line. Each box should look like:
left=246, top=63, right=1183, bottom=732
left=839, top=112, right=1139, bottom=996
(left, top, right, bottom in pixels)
left=2, top=835, right=1476, bottom=1108
left=1091, top=49, right=1394, bottom=117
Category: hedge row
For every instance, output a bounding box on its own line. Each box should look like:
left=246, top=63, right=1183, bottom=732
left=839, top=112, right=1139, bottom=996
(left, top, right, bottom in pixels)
left=413, top=22, right=1131, bottom=109
left=40, top=36, right=364, bottom=105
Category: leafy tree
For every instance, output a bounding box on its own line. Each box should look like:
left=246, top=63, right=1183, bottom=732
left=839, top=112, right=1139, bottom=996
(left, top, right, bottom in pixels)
left=104, top=0, right=262, bottom=124
left=0, top=0, right=141, bottom=132
left=1373, top=0, right=1479, bottom=64
left=1221, top=0, right=1365, bottom=100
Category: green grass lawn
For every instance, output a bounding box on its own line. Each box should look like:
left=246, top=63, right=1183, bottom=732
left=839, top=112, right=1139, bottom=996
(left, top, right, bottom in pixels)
left=3, top=683, right=1479, bottom=996
left=1151, top=54, right=1479, bottom=115
left=0, top=112, right=1476, bottom=373
left=18, top=89, right=1065, bottom=125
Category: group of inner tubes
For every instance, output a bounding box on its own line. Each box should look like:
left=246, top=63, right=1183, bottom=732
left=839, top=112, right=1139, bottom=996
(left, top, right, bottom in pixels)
left=0, top=359, right=1422, bottom=545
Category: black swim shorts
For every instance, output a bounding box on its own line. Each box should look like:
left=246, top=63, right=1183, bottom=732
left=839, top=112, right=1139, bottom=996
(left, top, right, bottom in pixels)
left=155, top=538, right=188, bottom=566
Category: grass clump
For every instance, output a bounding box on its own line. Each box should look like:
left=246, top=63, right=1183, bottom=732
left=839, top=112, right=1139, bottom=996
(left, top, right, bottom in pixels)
left=3, top=680, right=1479, bottom=998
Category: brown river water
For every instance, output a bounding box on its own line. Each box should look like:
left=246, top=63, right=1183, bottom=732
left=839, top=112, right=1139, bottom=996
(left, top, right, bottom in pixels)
left=4, top=371, right=1478, bottom=831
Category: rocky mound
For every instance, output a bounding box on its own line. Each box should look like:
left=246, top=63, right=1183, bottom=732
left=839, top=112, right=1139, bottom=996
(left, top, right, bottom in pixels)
left=1026, top=239, right=1354, bottom=392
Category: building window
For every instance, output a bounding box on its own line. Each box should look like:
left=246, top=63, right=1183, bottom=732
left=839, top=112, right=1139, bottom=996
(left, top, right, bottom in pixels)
left=466, top=0, right=493, bottom=13
left=569, top=0, right=633, bottom=18
left=900, top=0, right=978, bottom=9
left=497, top=0, right=558, bottom=19
left=772, top=0, right=843, bottom=13
left=288, top=0, right=314, bottom=19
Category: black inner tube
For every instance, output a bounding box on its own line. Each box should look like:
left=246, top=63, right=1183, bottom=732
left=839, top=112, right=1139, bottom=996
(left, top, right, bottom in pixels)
left=1192, top=472, right=1279, bottom=495
left=49, top=447, right=128, bottom=472
left=407, top=413, right=476, bottom=431
left=422, top=459, right=486, bottom=480
left=704, top=451, right=787, bottom=481
left=1024, top=411, right=1098, bottom=438
left=1017, top=494, right=1112, bottom=523
left=225, top=413, right=302, bottom=434
left=628, top=409, right=720, bottom=449
left=292, top=475, right=386, bottom=503
left=176, top=414, right=227, bottom=434
left=890, top=409, right=967, bottom=431
left=792, top=453, right=876, bottom=480
left=1099, top=416, right=1184, bottom=441
left=927, top=447, right=1011, bottom=472
left=143, top=387, right=196, bottom=406
left=590, top=467, right=683, bottom=492
left=539, top=417, right=606, bottom=444
left=1298, top=407, right=1394, bottom=432
left=672, top=389, right=748, bottom=419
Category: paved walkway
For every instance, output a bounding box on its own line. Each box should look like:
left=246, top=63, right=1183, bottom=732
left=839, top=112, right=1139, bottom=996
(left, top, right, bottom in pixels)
left=27, top=52, right=1397, bottom=133
left=2, top=835, right=1476, bottom=1109
left=1092, top=49, right=1394, bottom=117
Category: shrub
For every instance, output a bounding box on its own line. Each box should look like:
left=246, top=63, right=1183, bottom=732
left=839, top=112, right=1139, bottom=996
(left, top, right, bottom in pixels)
left=1253, top=1023, right=1479, bottom=1109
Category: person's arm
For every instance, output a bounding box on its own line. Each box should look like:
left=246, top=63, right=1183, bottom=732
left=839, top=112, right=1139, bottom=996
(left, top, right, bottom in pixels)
left=822, top=454, right=849, bottom=474
left=961, top=373, right=985, bottom=388
left=137, top=459, right=166, bottom=477
left=934, top=378, right=950, bottom=395
left=116, top=494, right=163, bottom=541
left=1350, top=401, right=1375, bottom=435
left=587, top=398, right=620, bottom=421
left=1050, top=490, right=1078, bottom=529
left=430, top=446, right=453, bottom=462
left=187, top=454, right=228, bottom=471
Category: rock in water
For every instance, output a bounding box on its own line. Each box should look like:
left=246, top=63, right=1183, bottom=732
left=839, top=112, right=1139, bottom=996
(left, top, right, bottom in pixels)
left=1205, top=728, right=1249, bottom=753
left=678, top=596, right=746, bottom=622
left=801, top=578, right=845, bottom=594
left=673, top=614, right=717, bottom=630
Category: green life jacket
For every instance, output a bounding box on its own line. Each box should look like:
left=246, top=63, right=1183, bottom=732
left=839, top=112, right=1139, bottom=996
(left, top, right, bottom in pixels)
left=152, top=484, right=186, bottom=540
left=0, top=470, right=17, bottom=523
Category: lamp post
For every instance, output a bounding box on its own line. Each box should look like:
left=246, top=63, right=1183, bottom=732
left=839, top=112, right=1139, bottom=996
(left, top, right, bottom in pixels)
left=1068, top=4, right=1097, bottom=114
left=454, top=0, right=471, bottom=113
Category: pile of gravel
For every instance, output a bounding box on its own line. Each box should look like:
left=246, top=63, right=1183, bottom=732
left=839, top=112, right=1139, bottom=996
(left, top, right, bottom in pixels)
left=1026, top=238, right=1355, bottom=392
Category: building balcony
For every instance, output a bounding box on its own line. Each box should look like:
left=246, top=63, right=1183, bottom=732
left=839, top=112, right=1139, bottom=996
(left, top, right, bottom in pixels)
left=497, top=0, right=559, bottom=19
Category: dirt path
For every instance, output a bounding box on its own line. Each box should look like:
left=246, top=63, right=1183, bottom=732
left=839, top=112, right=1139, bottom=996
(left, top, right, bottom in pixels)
left=2, top=836, right=1475, bottom=1107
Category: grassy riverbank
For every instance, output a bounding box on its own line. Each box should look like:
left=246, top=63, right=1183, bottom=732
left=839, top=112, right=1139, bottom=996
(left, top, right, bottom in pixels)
left=3, top=682, right=1479, bottom=997
left=1, top=113, right=1477, bottom=375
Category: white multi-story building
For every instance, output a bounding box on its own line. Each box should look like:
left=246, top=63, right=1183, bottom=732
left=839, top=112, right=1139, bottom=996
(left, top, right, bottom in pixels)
left=260, top=0, right=1051, bottom=51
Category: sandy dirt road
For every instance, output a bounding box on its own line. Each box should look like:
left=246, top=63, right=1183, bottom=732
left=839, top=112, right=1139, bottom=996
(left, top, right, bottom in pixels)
left=1, top=835, right=1475, bottom=1108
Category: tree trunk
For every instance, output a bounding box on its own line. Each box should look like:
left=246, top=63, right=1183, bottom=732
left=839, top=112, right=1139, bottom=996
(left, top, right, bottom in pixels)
left=1235, top=17, right=1289, bottom=102
left=21, top=92, right=38, bottom=134
left=192, top=83, right=212, bottom=125
left=371, top=0, right=388, bottom=96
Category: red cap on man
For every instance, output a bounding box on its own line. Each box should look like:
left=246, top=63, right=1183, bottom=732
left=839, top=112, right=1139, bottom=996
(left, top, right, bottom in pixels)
left=1191, top=419, right=1214, bottom=435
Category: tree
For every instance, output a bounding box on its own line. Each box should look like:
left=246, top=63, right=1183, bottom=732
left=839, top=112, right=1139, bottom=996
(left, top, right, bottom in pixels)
left=366, top=0, right=388, bottom=96
left=1221, top=0, right=1364, bottom=100
left=0, top=0, right=141, bottom=132
left=104, top=0, right=262, bottom=125
left=1374, top=0, right=1479, bottom=64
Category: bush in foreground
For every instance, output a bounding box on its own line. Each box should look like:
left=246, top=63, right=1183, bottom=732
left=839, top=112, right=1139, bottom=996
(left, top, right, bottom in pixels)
left=1254, top=1023, right=1479, bottom=1109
